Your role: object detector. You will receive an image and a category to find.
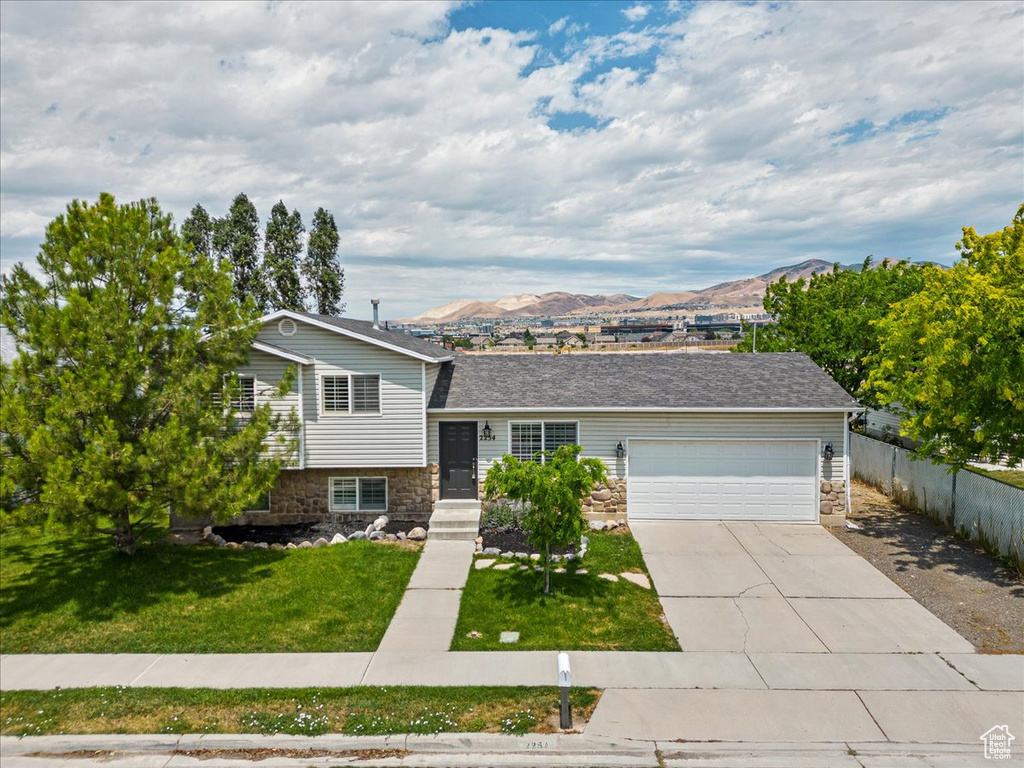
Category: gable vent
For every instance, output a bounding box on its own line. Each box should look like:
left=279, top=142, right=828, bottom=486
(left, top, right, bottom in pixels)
left=278, top=318, right=297, bottom=337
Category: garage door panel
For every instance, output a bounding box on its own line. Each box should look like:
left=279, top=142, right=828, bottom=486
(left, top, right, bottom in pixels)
left=629, top=440, right=817, bottom=522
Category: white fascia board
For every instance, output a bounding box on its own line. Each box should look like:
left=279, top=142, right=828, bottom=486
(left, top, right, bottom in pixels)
left=260, top=310, right=455, bottom=364
left=427, top=406, right=866, bottom=414
left=251, top=341, right=313, bottom=365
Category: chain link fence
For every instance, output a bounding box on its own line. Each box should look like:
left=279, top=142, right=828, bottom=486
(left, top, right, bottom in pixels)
left=851, top=432, right=1024, bottom=565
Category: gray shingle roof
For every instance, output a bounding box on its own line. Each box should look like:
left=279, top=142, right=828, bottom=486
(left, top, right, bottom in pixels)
left=292, top=312, right=453, bottom=362
left=428, top=352, right=860, bottom=410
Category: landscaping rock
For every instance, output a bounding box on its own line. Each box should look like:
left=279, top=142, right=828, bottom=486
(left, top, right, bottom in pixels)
left=563, top=553, right=576, bottom=562
left=407, top=527, right=427, bottom=541
left=599, top=573, right=619, bottom=582
left=607, top=520, right=620, bottom=530
left=312, top=537, right=330, bottom=548
left=203, top=526, right=213, bottom=537
left=270, top=543, right=285, bottom=551
left=620, top=572, right=651, bottom=589
left=204, top=531, right=218, bottom=542
left=365, top=524, right=375, bottom=537
left=493, top=563, right=515, bottom=570
left=385, top=533, right=398, bottom=542
left=368, top=531, right=384, bottom=541
left=285, top=542, right=297, bottom=550
left=241, top=541, right=256, bottom=550
left=499, top=631, right=520, bottom=644
left=213, top=535, right=226, bottom=547
left=483, top=547, right=501, bottom=556
left=592, top=488, right=613, bottom=502
left=373, top=516, right=388, bottom=531
left=581, top=536, right=590, bottom=546
left=348, top=531, right=368, bottom=540
left=396, top=531, right=407, bottom=540
left=298, top=540, right=314, bottom=549
left=577, top=569, right=588, bottom=574
left=588, top=520, right=606, bottom=531
left=475, top=558, right=496, bottom=569
left=500, top=551, right=514, bottom=559
left=330, top=533, right=347, bottom=545
left=254, top=542, right=269, bottom=550
left=529, top=553, right=541, bottom=561
left=515, top=552, right=528, bottom=560
left=554, top=567, right=566, bottom=573
left=226, top=541, right=242, bottom=550
left=519, top=565, right=529, bottom=570
left=550, top=554, right=561, bottom=563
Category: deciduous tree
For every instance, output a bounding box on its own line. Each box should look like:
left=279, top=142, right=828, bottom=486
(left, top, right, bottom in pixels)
left=735, top=258, right=925, bottom=399
left=218, top=193, right=267, bottom=311
left=867, top=206, right=1024, bottom=468
left=0, top=194, right=298, bottom=554
left=303, top=207, right=344, bottom=315
left=483, top=445, right=607, bottom=594
left=264, top=201, right=305, bottom=311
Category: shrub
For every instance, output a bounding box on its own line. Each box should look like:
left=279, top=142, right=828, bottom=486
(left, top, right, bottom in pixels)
left=480, top=499, right=529, bottom=532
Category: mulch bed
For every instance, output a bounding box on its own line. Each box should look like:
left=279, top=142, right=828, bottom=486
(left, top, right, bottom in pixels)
left=479, top=528, right=578, bottom=555
left=212, top=520, right=425, bottom=546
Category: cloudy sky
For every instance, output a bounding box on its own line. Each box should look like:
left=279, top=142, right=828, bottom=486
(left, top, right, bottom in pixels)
left=1, top=1, right=1021, bottom=320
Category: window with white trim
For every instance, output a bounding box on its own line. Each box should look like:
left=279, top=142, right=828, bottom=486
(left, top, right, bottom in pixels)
left=320, top=374, right=381, bottom=415
left=329, top=477, right=388, bottom=512
left=232, top=376, right=256, bottom=413
left=509, top=421, right=578, bottom=461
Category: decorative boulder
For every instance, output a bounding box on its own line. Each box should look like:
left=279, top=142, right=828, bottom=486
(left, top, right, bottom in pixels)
left=368, top=531, right=385, bottom=541
left=298, top=540, right=314, bottom=549
left=254, top=542, right=269, bottom=550
left=407, top=527, right=427, bottom=541
left=373, top=516, right=388, bottom=531
left=285, top=542, right=297, bottom=550
left=500, top=551, right=514, bottom=559
left=606, top=520, right=620, bottom=530
left=203, top=526, right=213, bottom=537
left=365, top=524, right=375, bottom=537
left=348, top=530, right=368, bottom=540
left=270, top=543, right=286, bottom=551
left=330, top=533, right=347, bottom=545
left=588, top=520, right=606, bottom=531
left=312, top=537, right=330, bottom=548
left=396, top=531, right=407, bottom=540
left=212, top=535, right=227, bottom=547
left=385, top=533, right=398, bottom=542
left=483, top=547, right=501, bottom=556
left=226, top=541, right=242, bottom=550
left=241, top=541, right=255, bottom=550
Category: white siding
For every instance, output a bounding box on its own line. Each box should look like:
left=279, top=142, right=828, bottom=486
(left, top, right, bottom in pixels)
left=235, top=350, right=301, bottom=466
left=428, top=411, right=847, bottom=482
left=256, top=321, right=427, bottom=467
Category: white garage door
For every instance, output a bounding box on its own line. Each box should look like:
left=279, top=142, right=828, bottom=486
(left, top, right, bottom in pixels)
left=628, top=439, right=818, bottom=522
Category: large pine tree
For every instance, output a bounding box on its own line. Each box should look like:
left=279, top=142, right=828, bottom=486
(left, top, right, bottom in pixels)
left=218, top=193, right=267, bottom=311
left=0, top=194, right=298, bottom=554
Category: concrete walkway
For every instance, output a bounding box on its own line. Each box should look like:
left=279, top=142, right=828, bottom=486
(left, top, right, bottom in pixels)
left=2, top=521, right=1022, bottom=762
left=376, top=539, right=476, bottom=652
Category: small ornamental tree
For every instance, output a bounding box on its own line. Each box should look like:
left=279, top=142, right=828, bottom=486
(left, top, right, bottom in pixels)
left=483, top=444, right=608, bottom=594
left=0, top=194, right=298, bottom=554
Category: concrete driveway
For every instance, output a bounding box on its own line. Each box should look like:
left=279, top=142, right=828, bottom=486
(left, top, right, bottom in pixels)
left=585, top=520, right=1024, bottom=750
left=630, top=520, right=975, bottom=654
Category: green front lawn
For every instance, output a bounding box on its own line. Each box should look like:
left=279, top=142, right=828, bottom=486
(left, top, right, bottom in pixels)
left=451, top=528, right=680, bottom=651
left=0, top=528, right=420, bottom=653
left=0, top=686, right=602, bottom=737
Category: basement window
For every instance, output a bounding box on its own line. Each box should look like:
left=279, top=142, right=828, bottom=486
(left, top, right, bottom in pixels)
left=329, top=477, right=388, bottom=512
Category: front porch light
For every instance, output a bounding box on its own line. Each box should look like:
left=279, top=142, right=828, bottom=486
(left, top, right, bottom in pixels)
left=480, top=421, right=496, bottom=441
left=615, top=441, right=626, bottom=459
left=822, top=442, right=834, bottom=461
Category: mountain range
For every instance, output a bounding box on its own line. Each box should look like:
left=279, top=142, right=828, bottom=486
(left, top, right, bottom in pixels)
left=401, top=259, right=849, bottom=324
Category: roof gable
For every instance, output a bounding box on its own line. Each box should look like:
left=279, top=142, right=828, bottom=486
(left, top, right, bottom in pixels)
left=429, top=352, right=860, bottom=411
left=261, top=310, right=454, bottom=363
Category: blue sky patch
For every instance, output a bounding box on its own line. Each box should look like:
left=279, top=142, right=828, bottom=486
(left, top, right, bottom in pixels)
left=547, top=110, right=604, bottom=132
left=833, top=107, right=953, bottom=145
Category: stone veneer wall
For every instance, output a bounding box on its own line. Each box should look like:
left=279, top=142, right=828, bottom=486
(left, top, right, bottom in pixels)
left=582, top=477, right=627, bottom=522
left=236, top=467, right=433, bottom=526
left=819, top=479, right=847, bottom=526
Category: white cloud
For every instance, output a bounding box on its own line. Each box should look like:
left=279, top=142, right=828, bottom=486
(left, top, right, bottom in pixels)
left=0, top=0, right=1020, bottom=318
left=548, top=16, right=568, bottom=35
left=622, top=4, right=651, bottom=23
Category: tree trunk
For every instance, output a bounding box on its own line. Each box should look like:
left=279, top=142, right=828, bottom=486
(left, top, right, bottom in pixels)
left=544, top=543, right=551, bottom=594
left=113, top=512, right=137, bottom=555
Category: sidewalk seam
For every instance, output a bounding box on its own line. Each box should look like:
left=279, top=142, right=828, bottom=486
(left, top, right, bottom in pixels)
left=128, top=655, right=165, bottom=686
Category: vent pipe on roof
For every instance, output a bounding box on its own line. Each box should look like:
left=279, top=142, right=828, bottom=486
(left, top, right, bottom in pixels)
left=371, top=298, right=380, bottom=330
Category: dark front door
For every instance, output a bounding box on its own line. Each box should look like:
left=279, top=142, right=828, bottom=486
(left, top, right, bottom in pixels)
left=440, top=421, right=478, bottom=499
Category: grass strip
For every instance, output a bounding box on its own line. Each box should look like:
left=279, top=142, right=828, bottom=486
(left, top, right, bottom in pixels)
left=0, top=686, right=601, bottom=737
left=0, top=528, right=420, bottom=653
left=452, top=529, right=680, bottom=651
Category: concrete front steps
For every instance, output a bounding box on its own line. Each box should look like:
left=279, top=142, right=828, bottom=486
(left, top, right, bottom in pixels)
left=428, top=499, right=481, bottom=541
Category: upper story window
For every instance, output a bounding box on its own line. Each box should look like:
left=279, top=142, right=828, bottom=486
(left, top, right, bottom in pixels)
left=509, top=421, right=578, bottom=461
left=321, top=374, right=381, bottom=415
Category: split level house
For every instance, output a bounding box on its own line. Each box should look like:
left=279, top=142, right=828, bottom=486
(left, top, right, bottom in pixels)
left=226, top=309, right=861, bottom=532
